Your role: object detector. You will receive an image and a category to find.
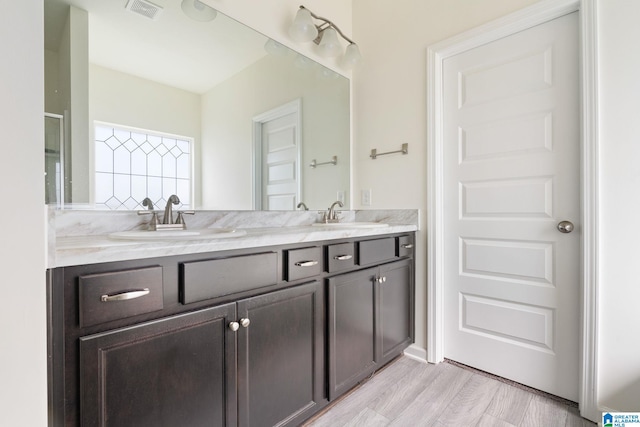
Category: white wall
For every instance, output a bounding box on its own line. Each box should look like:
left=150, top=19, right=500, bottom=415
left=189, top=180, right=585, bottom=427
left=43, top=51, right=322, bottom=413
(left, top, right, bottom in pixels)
left=201, top=54, right=349, bottom=210
left=0, top=1, right=47, bottom=426
left=351, top=0, right=540, bottom=350
left=597, top=0, right=640, bottom=412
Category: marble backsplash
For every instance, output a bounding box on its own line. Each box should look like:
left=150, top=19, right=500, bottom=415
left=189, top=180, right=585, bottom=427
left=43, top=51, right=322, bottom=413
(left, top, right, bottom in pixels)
left=49, top=208, right=420, bottom=239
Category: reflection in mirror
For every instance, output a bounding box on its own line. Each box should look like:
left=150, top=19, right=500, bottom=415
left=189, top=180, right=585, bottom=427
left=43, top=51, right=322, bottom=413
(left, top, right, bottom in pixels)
left=44, top=113, right=65, bottom=206
left=44, top=0, right=350, bottom=211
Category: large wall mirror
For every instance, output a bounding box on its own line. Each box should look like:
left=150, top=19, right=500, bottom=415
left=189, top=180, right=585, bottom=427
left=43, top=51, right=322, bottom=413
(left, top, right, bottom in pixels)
left=44, top=0, right=350, bottom=211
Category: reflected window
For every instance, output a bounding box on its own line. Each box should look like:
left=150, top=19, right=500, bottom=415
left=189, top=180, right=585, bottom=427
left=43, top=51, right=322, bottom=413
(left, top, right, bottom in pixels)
left=94, top=122, right=192, bottom=210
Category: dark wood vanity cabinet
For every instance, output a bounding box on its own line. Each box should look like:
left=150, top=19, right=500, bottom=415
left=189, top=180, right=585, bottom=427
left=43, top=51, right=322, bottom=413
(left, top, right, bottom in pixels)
left=237, top=281, right=324, bottom=427
left=327, top=266, right=378, bottom=400
left=79, top=304, right=237, bottom=427
left=327, top=241, right=414, bottom=400
left=48, top=232, right=414, bottom=427
left=378, top=259, right=414, bottom=365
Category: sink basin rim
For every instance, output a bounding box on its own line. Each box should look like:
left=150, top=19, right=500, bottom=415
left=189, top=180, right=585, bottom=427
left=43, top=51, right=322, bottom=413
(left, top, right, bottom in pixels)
left=108, top=228, right=245, bottom=241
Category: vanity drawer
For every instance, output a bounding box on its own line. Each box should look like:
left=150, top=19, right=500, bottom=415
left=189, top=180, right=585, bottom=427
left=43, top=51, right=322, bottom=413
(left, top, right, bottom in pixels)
left=398, top=235, right=415, bottom=258
left=79, top=266, right=164, bottom=328
left=286, top=246, right=323, bottom=281
left=180, top=252, right=278, bottom=304
left=358, top=238, right=397, bottom=266
left=327, top=242, right=355, bottom=273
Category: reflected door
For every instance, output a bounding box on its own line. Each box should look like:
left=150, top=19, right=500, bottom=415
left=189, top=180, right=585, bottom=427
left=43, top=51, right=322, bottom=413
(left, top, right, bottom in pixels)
left=253, top=100, right=301, bottom=210
left=443, top=13, right=580, bottom=400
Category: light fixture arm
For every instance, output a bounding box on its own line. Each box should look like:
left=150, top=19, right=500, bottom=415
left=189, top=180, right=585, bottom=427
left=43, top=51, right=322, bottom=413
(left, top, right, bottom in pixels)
left=298, top=5, right=356, bottom=45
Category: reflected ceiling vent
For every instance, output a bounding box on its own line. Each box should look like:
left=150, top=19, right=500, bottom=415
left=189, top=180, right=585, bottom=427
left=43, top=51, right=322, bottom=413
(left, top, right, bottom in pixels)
left=125, top=0, right=163, bottom=20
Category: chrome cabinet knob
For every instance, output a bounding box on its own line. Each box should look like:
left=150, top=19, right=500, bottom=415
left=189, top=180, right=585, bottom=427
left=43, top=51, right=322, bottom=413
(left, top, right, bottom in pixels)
left=377, top=276, right=387, bottom=283
left=240, top=318, right=251, bottom=328
left=229, top=321, right=240, bottom=332
left=557, top=221, right=574, bottom=233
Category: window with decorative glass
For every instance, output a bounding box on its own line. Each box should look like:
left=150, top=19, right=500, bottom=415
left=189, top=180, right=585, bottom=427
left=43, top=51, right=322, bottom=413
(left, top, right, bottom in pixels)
left=94, top=122, right=192, bottom=210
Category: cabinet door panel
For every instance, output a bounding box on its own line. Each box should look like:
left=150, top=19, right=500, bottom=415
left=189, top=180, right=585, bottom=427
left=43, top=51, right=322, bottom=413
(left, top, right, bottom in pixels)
left=327, top=267, right=378, bottom=400
left=80, top=304, right=237, bottom=427
left=237, top=281, right=324, bottom=427
left=379, top=259, right=414, bottom=364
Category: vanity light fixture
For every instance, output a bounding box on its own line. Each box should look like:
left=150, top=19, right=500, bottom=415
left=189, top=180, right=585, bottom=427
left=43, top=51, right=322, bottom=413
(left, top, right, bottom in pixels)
left=181, top=0, right=217, bottom=22
left=288, top=5, right=362, bottom=68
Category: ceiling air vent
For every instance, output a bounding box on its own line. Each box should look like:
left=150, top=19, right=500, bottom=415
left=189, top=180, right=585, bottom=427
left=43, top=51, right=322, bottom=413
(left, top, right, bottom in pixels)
left=125, top=0, right=163, bottom=20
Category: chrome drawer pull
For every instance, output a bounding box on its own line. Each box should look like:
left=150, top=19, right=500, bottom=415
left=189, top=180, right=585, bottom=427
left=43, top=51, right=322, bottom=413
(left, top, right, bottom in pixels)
left=401, top=244, right=414, bottom=249
left=100, top=288, right=150, bottom=302
left=333, top=254, right=353, bottom=261
left=295, top=260, right=318, bottom=267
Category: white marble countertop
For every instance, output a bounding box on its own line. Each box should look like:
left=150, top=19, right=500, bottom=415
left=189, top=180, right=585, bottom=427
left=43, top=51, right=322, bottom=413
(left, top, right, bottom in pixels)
left=47, top=209, right=420, bottom=268
left=51, top=224, right=417, bottom=268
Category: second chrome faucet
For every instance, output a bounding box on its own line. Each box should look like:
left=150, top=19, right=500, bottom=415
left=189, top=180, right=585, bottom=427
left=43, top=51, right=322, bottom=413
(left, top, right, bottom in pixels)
left=138, top=195, right=194, bottom=230
left=322, top=200, right=343, bottom=223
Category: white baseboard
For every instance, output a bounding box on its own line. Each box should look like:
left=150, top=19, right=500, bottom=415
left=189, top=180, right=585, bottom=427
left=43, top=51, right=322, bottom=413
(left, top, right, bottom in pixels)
left=403, top=344, right=428, bottom=363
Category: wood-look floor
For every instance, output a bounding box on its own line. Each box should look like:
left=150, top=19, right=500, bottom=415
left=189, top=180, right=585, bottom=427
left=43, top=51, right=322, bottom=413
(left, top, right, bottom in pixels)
left=303, top=356, right=596, bottom=427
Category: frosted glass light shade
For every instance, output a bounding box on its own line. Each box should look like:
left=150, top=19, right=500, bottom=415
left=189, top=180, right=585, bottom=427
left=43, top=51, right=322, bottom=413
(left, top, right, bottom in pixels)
left=181, top=0, right=217, bottom=22
left=341, top=43, right=362, bottom=68
left=317, top=27, right=342, bottom=57
left=289, top=8, right=318, bottom=42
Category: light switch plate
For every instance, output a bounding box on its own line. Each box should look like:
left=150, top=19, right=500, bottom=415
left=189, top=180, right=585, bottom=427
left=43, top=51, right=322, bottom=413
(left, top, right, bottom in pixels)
left=337, top=190, right=345, bottom=204
left=361, top=189, right=372, bottom=206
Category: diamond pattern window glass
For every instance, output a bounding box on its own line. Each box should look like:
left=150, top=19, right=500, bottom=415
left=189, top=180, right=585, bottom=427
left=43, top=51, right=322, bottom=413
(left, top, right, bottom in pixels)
left=94, top=123, right=192, bottom=210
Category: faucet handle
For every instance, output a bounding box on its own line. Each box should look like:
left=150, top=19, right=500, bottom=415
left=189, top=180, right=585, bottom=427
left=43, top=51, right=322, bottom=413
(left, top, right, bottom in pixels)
left=175, top=210, right=195, bottom=225
left=137, top=210, right=159, bottom=230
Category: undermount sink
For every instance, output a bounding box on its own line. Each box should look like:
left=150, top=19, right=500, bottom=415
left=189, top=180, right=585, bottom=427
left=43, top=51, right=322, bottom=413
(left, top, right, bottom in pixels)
left=311, top=222, right=389, bottom=229
left=108, top=228, right=246, bottom=241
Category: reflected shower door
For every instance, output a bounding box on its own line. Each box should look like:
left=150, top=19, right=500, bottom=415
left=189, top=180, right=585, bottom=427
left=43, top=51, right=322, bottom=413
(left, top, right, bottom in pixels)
left=45, top=113, right=64, bottom=206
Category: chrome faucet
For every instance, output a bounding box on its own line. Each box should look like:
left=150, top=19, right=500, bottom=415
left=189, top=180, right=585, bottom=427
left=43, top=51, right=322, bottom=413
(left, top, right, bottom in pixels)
left=297, top=202, right=309, bottom=211
left=138, top=195, right=192, bottom=230
left=324, top=200, right=343, bottom=223
left=163, top=195, right=181, bottom=225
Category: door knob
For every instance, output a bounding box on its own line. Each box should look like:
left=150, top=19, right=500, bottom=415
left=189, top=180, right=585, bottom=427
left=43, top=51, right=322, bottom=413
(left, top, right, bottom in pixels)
left=229, top=321, right=240, bottom=331
left=557, top=221, right=574, bottom=233
left=240, top=318, right=251, bottom=328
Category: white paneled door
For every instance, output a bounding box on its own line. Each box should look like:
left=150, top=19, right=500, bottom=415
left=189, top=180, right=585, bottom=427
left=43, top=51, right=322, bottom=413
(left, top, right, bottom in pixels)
left=443, top=12, right=579, bottom=400
left=254, top=100, right=301, bottom=211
